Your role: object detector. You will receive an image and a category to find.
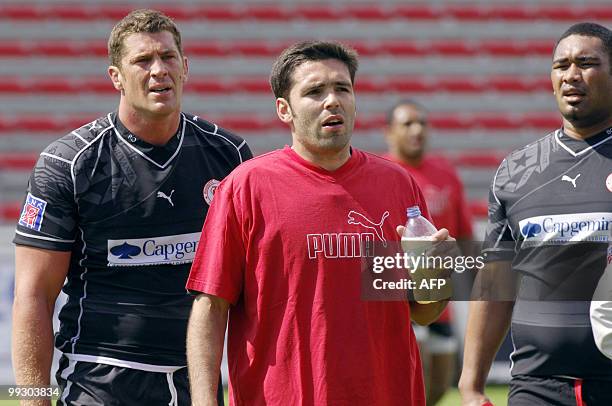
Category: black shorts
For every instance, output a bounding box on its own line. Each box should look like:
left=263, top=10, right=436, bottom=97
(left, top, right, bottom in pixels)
left=509, top=375, right=612, bottom=406
left=56, top=355, right=224, bottom=406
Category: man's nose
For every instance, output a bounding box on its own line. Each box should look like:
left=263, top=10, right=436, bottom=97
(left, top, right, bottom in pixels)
left=150, top=55, right=168, bottom=77
left=563, top=63, right=582, bottom=83
left=324, top=91, right=340, bottom=109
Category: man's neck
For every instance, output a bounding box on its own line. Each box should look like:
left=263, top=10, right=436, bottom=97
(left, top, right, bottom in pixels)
left=391, top=150, right=422, bottom=167
left=291, top=143, right=351, bottom=171
left=562, top=117, right=612, bottom=141
left=118, top=106, right=181, bottom=146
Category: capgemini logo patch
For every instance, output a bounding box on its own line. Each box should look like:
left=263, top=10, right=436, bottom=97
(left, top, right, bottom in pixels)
left=107, top=232, right=200, bottom=266
left=519, top=213, right=612, bottom=245
left=110, top=242, right=141, bottom=259
left=521, top=222, right=541, bottom=238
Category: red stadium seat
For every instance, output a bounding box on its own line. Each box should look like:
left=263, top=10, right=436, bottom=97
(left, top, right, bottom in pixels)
left=0, top=152, right=37, bottom=170
left=393, top=6, right=443, bottom=20
left=0, top=202, right=21, bottom=221
left=245, top=5, right=291, bottom=21
left=346, top=6, right=391, bottom=20
left=293, top=6, right=341, bottom=21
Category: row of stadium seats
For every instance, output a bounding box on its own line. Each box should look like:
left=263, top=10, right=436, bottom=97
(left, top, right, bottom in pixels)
left=0, top=113, right=561, bottom=133
left=0, top=39, right=557, bottom=57
left=1, top=76, right=553, bottom=94
left=1, top=4, right=611, bottom=22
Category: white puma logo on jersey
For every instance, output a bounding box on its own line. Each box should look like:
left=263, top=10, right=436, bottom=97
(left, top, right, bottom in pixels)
left=347, top=210, right=390, bottom=247
left=562, top=174, right=581, bottom=188
left=157, top=189, right=175, bottom=207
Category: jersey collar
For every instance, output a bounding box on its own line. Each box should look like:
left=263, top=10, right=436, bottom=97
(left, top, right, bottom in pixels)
left=555, top=126, right=612, bottom=157
left=110, top=112, right=185, bottom=169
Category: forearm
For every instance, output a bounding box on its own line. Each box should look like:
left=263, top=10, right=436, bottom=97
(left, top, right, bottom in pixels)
left=12, top=296, right=55, bottom=406
left=187, top=294, right=229, bottom=406
left=458, top=300, right=513, bottom=394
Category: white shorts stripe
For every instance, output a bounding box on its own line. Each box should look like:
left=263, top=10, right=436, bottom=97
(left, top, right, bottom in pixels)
left=59, top=358, right=78, bottom=405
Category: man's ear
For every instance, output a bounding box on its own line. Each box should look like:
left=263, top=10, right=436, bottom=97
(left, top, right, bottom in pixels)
left=182, top=56, right=189, bottom=83
left=276, top=98, right=293, bottom=124
left=108, top=65, right=123, bottom=92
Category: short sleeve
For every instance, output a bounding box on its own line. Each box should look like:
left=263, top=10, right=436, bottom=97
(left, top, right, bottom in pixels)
left=481, top=159, right=515, bottom=262
left=187, top=176, right=246, bottom=304
left=13, top=151, right=77, bottom=251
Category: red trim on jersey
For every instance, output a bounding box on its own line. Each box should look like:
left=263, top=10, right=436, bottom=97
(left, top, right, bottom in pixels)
left=574, top=379, right=584, bottom=406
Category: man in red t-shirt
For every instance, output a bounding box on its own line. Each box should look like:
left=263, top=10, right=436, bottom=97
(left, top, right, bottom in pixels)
left=385, top=100, right=474, bottom=405
left=186, top=41, right=454, bottom=406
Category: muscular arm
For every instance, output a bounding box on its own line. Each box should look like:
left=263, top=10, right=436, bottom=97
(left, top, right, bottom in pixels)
left=458, top=261, right=515, bottom=406
left=12, top=246, right=70, bottom=406
left=187, top=293, right=230, bottom=406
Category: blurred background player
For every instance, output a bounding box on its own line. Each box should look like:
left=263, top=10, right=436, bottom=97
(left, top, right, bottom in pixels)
left=384, top=100, right=474, bottom=405
left=459, top=22, right=612, bottom=406
left=11, top=9, right=250, bottom=406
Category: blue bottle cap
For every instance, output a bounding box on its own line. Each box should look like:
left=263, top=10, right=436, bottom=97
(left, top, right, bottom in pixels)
left=407, top=206, right=421, bottom=218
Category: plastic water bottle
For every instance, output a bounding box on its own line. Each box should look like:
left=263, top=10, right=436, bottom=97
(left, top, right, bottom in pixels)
left=401, top=205, right=437, bottom=242
left=401, top=205, right=439, bottom=303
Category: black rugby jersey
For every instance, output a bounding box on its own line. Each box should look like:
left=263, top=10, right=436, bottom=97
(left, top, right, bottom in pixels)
left=14, top=112, right=252, bottom=367
left=483, top=126, right=612, bottom=379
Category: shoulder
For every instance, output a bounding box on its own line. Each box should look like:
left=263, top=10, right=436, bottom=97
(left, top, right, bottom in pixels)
left=183, top=113, right=249, bottom=159
left=38, top=114, right=115, bottom=169
left=357, top=149, right=419, bottom=181
left=503, top=130, right=556, bottom=164
left=226, top=149, right=283, bottom=179
left=492, top=130, right=557, bottom=189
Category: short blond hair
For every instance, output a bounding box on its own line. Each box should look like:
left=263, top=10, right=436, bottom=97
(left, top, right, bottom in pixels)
left=108, top=9, right=182, bottom=68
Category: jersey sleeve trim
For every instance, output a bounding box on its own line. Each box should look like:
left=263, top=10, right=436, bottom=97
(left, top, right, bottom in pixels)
left=15, top=229, right=76, bottom=243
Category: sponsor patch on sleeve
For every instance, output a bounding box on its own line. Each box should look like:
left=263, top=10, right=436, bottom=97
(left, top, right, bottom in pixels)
left=18, top=193, right=48, bottom=231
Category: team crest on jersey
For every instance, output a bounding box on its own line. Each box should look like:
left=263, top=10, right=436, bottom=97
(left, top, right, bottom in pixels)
left=606, top=173, right=612, bottom=193
left=203, top=179, right=220, bottom=205
left=18, top=193, right=47, bottom=231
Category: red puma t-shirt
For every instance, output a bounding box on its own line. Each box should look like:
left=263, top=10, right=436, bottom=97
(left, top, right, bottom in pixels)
left=188, top=146, right=429, bottom=405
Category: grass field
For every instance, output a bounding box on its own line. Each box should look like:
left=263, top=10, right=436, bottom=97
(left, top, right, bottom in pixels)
left=438, top=385, right=509, bottom=406
left=0, top=385, right=509, bottom=405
